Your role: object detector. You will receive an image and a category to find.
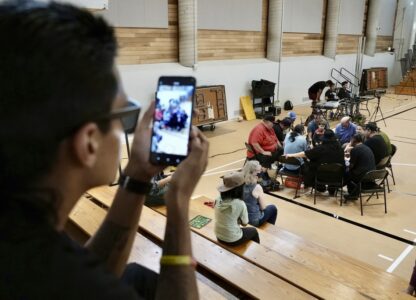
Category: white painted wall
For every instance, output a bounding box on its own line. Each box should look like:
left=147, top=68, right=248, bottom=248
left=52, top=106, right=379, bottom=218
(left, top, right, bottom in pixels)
left=118, top=52, right=398, bottom=120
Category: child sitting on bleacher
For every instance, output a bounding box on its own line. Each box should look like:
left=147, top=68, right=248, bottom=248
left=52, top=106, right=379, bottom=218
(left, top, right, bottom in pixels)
left=242, top=161, right=278, bottom=227
left=215, top=172, right=260, bottom=246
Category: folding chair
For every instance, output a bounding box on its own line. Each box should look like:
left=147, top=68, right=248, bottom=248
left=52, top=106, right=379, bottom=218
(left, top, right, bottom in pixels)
left=358, top=169, right=388, bottom=216
left=312, top=163, right=344, bottom=206
left=278, top=156, right=303, bottom=199
left=244, top=142, right=260, bottom=165
left=387, top=144, right=397, bottom=186
left=376, top=155, right=391, bottom=192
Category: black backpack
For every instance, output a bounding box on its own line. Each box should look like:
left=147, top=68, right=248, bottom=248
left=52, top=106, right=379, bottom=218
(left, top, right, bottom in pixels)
left=284, top=100, right=293, bottom=111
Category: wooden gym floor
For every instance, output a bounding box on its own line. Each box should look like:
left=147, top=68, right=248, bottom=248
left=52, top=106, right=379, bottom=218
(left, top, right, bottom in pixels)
left=188, top=92, right=416, bottom=282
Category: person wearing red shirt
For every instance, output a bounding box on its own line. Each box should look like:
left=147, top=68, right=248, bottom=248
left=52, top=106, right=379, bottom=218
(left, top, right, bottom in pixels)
left=247, top=116, right=281, bottom=169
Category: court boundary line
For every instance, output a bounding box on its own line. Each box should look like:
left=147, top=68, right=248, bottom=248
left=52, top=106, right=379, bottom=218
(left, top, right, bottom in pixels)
left=386, top=238, right=416, bottom=273
left=266, top=192, right=416, bottom=246
left=204, top=158, right=245, bottom=173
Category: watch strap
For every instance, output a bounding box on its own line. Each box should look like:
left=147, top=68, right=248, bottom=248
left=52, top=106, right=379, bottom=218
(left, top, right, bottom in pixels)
left=118, top=174, right=152, bottom=195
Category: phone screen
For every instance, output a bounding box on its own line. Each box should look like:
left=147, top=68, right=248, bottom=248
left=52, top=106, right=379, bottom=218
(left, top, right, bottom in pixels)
left=150, top=76, right=196, bottom=165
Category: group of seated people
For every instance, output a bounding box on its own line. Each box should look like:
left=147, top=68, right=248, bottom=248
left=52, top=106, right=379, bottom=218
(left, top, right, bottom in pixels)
left=247, top=113, right=393, bottom=201
left=214, top=160, right=278, bottom=246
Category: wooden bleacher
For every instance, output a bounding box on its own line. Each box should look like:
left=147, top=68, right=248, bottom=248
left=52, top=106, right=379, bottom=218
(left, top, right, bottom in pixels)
left=70, top=195, right=313, bottom=299
left=395, top=69, right=416, bottom=95
left=69, top=196, right=227, bottom=300
left=184, top=196, right=411, bottom=300
left=87, top=185, right=413, bottom=300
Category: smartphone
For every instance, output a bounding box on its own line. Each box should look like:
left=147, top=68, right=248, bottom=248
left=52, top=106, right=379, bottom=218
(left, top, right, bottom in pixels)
left=149, top=76, right=196, bottom=166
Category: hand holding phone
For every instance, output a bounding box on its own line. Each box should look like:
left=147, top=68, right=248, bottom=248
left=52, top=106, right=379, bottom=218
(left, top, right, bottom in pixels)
left=149, top=76, right=196, bottom=166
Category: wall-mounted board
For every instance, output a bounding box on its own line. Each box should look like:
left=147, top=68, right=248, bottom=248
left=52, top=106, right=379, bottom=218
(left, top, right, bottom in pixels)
left=378, top=0, right=396, bottom=36
left=98, top=0, right=168, bottom=28
left=283, top=0, right=323, bottom=34
left=36, top=0, right=108, bottom=9
left=338, top=0, right=365, bottom=35
left=197, top=0, right=262, bottom=31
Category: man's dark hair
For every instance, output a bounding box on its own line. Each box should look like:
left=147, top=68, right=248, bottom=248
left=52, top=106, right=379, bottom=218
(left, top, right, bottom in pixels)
left=351, top=133, right=364, bottom=144
left=326, top=80, right=334, bottom=86
left=0, top=1, right=117, bottom=221
left=342, top=81, right=348, bottom=86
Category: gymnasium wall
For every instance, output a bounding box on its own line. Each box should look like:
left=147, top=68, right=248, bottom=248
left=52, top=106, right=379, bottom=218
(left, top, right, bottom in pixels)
left=119, top=53, right=397, bottom=120
left=107, top=0, right=178, bottom=65
left=197, top=0, right=268, bottom=61
left=110, top=0, right=401, bottom=120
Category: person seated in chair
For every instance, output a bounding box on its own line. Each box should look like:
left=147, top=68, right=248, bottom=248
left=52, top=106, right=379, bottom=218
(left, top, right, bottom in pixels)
left=311, top=118, right=327, bottom=147
left=247, top=115, right=282, bottom=180
left=287, top=111, right=297, bottom=125
left=363, top=122, right=388, bottom=165
left=344, top=134, right=376, bottom=201
left=337, top=81, right=351, bottom=99
left=242, top=161, right=278, bottom=227
left=325, top=81, right=338, bottom=101
left=283, top=125, right=307, bottom=172
left=273, top=117, right=292, bottom=145
left=378, top=129, right=392, bottom=156
left=307, top=114, right=329, bottom=145
left=215, top=172, right=260, bottom=246
left=286, top=130, right=345, bottom=194
left=335, top=116, right=357, bottom=146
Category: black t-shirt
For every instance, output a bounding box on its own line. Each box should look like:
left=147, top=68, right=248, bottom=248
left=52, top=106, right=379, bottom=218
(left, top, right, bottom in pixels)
left=325, top=89, right=337, bottom=100
left=308, top=81, right=327, bottom=94
left=364, top=135, right=388, bottom=165
left=349, top=144, right=376, bottom=179
left=0, top=211, right=139, bottom=300
left=337, top=88, right=351, bottom=99
left=273, top=122, right=285, bottom=143
left=305, top=141, right=345, bottom=171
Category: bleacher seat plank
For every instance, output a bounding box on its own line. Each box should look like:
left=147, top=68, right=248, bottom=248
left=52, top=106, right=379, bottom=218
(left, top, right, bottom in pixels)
left=74, top=195, right=313, bottom=299
left=88, top=187, right=413, bottom=299
left=88, top=188, right=363, bottom=299
left=153, top=202, right=369, bottom=300
left=69, top=197, right=228, bottom=300
left=186, top=196, right=411, bottom=300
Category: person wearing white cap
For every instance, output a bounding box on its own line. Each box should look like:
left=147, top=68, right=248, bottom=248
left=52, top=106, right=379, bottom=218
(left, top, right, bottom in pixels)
left=214, top=172, right=260, bottom=246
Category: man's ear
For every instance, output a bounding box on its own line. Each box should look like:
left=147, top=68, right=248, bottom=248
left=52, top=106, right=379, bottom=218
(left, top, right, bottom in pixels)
left=71, top=122, right=101, bottom=168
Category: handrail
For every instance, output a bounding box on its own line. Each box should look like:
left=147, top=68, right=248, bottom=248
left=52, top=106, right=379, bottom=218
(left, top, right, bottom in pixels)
left=340, top=67, right=360, bottom=83
left=330, top=68, right=353, bottom=86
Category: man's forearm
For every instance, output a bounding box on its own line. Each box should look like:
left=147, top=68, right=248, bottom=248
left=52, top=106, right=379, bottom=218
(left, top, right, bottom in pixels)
left=86, top=188, right=145, bottom=276
left=252, top=143, right=265, bottom=154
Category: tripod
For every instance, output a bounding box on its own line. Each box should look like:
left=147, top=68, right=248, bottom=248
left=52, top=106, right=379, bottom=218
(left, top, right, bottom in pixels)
left=369, top=93, right=387, bottom=126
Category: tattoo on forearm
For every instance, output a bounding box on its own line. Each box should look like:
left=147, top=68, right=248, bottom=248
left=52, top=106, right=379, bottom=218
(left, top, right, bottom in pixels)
left=87, top=220, right=130, bottom=262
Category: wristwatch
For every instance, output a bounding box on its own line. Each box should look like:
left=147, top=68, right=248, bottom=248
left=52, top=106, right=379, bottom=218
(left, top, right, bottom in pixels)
left=118, top=174, right=152, bottom=195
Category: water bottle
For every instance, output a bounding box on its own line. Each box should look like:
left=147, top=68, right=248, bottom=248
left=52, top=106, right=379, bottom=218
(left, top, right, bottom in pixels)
left=300, top=183, right=305, bottom=193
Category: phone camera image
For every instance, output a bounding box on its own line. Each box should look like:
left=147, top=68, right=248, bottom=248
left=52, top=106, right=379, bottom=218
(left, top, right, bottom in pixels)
left=151, top=79, right=194, bottom=163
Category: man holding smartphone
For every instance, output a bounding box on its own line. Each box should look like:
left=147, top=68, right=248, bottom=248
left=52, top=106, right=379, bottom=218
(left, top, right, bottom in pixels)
left=0, top=2, right=208, bottom=299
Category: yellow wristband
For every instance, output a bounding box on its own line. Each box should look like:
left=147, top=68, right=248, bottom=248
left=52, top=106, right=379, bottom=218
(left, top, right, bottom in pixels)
left=160, top=255, right=196, bottom=267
